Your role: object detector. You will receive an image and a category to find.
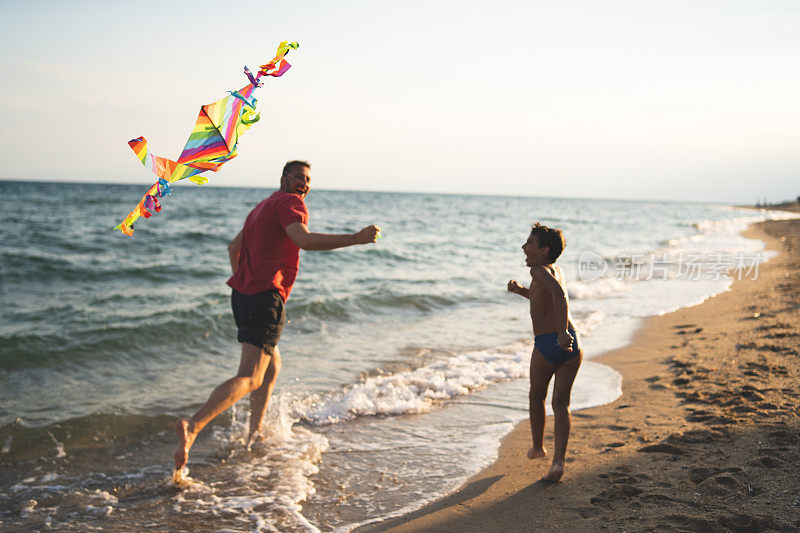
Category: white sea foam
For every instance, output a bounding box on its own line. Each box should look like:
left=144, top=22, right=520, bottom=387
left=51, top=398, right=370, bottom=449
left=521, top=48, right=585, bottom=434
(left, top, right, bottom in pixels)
left=19, top=499, right=37, bottom=518
left=568, top=278, right=630, bottom=299
left=572, top=310, right=606, bottom=335
left=45, top=432, right=66, bottom=459
left=173, top=397, right=327, bottom=533
left=304, top=345, right=530, bottom=425
left=84, top=489, right=117, bottom=518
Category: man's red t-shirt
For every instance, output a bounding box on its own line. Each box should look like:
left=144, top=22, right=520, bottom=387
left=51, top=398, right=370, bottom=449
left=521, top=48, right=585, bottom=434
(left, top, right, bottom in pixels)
left=227, top=191, right=309, bottom=301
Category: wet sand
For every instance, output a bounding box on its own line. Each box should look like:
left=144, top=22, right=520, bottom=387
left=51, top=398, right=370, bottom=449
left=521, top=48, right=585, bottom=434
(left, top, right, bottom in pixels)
left=364, top=214, right=800, bottom=532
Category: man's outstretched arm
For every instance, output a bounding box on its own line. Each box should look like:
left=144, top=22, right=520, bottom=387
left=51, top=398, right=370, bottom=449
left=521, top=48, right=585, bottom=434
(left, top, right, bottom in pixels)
left=285, top=222, right=380, bottom=251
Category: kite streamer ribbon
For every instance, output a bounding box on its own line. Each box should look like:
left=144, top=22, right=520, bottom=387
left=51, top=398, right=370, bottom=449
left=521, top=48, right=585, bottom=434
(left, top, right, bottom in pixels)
left=115, top=41, right=299, bottom=236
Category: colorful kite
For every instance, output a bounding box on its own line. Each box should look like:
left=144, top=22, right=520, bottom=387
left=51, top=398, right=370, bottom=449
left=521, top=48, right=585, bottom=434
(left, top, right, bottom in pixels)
left=115, top=41, right=299, bottom=236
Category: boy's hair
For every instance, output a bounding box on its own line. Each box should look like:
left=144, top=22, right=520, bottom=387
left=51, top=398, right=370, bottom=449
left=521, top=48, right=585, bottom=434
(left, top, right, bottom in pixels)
left=530, top=223, right=565, bottom=264
left=282, top=160, right=310, bottom=178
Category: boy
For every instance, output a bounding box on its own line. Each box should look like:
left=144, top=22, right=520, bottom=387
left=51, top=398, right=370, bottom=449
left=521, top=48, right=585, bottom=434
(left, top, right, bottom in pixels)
left=507, top=223, right=581, bottom=482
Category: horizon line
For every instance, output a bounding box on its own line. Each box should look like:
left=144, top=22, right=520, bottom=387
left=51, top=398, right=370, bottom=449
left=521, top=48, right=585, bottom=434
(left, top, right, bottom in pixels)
left=0, top=177, right=783, bottom=207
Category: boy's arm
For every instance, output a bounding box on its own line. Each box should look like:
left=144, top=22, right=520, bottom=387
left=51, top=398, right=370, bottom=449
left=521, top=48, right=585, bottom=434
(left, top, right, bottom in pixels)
left=285, top=222, right=380, bottom=251
left=507, top=280, right=530, bottom=299
left=529, top=266, right=573, bottom=350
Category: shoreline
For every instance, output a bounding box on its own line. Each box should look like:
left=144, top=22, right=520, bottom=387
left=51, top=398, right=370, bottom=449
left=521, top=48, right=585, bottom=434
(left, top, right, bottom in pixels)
left=361, top=215, right=800, bottom=532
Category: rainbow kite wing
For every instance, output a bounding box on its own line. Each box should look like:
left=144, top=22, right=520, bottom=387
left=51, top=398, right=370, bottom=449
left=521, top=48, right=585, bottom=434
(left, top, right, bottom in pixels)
left=115, top=41, right=299, bottom=236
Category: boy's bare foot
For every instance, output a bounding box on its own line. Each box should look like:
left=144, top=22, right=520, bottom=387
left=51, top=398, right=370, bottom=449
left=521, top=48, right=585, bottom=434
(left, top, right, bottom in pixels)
left=527, top=446, right=547, bottom=459
left=540, top=462, right=564, bottom=482
left=174, top=418, right=197, bottom=471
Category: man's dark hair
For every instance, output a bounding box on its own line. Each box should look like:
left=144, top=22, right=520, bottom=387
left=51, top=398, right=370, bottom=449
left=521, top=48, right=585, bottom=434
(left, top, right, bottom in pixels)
left=530, top=222, right=565, bottom=264
left=282, top=160, right=310, bottom=178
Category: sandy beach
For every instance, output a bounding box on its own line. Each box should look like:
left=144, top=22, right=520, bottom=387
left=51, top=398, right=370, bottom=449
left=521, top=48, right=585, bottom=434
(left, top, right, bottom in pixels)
left=363, top=212, right=800, bottom=532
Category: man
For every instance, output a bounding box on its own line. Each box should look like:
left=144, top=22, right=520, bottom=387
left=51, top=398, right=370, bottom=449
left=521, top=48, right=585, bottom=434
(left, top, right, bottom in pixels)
left=174, top=160, right=379, bottom=474
left=507, top=223, right=581, bottom=482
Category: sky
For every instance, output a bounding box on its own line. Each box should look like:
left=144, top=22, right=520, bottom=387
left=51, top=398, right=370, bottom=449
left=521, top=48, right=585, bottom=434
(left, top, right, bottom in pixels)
left=0, top=0, right=798, bottom=203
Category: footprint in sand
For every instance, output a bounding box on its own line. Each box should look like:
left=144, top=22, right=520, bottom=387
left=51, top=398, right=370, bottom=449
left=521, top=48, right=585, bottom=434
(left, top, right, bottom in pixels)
left=664, top=515, right=719, bottom=531
left=577, top=506, right=601, bottom=518
left=757, top=456, right=782, bottom=468
left=698, top=474, right=749, bottom=494
left=592, top=484, right=643, bottom=503
left=689, top=467, right=718, bottom=483
left=686, top=409, right=717, bottom=422
left=756, top=322, right=792, bottom=331
left=721, top=397, right=743, bottom=407
left=741, top=389, right=766, bottom=401
left=744, top=361, right=788, bottom=374
left=671, top=429, right=719, bottom=444
left=638, top=443, right=685, bottom=455
left=669, top=358, right=693, bottom=369
left=764, top=331, right=800, bottom=339
left=767, top=429, right=797, bottom=444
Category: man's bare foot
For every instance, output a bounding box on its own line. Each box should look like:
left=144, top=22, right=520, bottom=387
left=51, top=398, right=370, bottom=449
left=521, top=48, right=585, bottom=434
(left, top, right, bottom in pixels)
left=174, top=418, right=197, bottom=471
left=540, top=462, right=564, bottom=482
left=527, top=446, right=547, bottom=459
left=247, top=431, right=266, bottom=450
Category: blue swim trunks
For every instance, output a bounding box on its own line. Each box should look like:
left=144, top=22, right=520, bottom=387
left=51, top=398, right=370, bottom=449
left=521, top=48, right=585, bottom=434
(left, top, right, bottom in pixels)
left=534, top=328, right=580, bottom=366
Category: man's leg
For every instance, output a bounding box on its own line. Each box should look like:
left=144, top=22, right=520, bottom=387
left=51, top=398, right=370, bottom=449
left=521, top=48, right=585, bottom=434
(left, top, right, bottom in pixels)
left=248, top=345, right=282, bottom=441
left=529, top=349, right=556, bottom=459
left=541, top=351, right=582, bottom=482
left=175, top=342, right=272, bottom=470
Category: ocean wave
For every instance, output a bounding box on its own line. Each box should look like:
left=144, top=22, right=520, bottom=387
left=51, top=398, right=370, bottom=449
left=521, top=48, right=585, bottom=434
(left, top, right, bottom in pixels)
left=290, top=292, right=458, bottom=320
left=573, top=310, right=606, bottom=335
left=567, top=278, right=630, bottom=299
left=0, top=306, right=230, bottom=370
left=1, top=251, right=220, bottom=283
left=302, top=344, right=529, bottom=425
left=0, top=413, right=175, bottom=462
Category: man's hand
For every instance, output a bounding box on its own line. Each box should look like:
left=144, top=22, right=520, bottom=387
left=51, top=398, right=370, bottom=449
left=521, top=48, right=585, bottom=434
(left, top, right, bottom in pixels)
left=558, top=330, right=574, bottom=351
left=354, top=225, right=381, bottom=244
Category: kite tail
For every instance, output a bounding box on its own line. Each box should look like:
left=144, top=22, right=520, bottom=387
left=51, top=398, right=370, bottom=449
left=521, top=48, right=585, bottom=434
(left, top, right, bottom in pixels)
left=256, top=41, right=299, bottom=80
left=114, top=180, right=163, bottom=235
left=115, top=138, right=195, bottom=235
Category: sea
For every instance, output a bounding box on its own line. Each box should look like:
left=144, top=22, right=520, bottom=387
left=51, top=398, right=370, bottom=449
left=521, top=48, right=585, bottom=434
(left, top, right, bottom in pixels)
left=0, top=180, right=794, bottom=532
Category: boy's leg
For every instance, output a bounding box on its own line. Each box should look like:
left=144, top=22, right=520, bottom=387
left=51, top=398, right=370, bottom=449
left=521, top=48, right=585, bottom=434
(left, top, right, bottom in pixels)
left=541, top=351, right=582, bottom=482
left=529, top=349, right=556, bottom=459
left=175, top=342, right=272, bottom=470
left=248, top=345, right=282, bottom=441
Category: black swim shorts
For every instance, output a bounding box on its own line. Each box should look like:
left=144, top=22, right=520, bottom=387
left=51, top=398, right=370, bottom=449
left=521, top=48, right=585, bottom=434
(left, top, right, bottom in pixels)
left=231, top=288, right=285, bottom=349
